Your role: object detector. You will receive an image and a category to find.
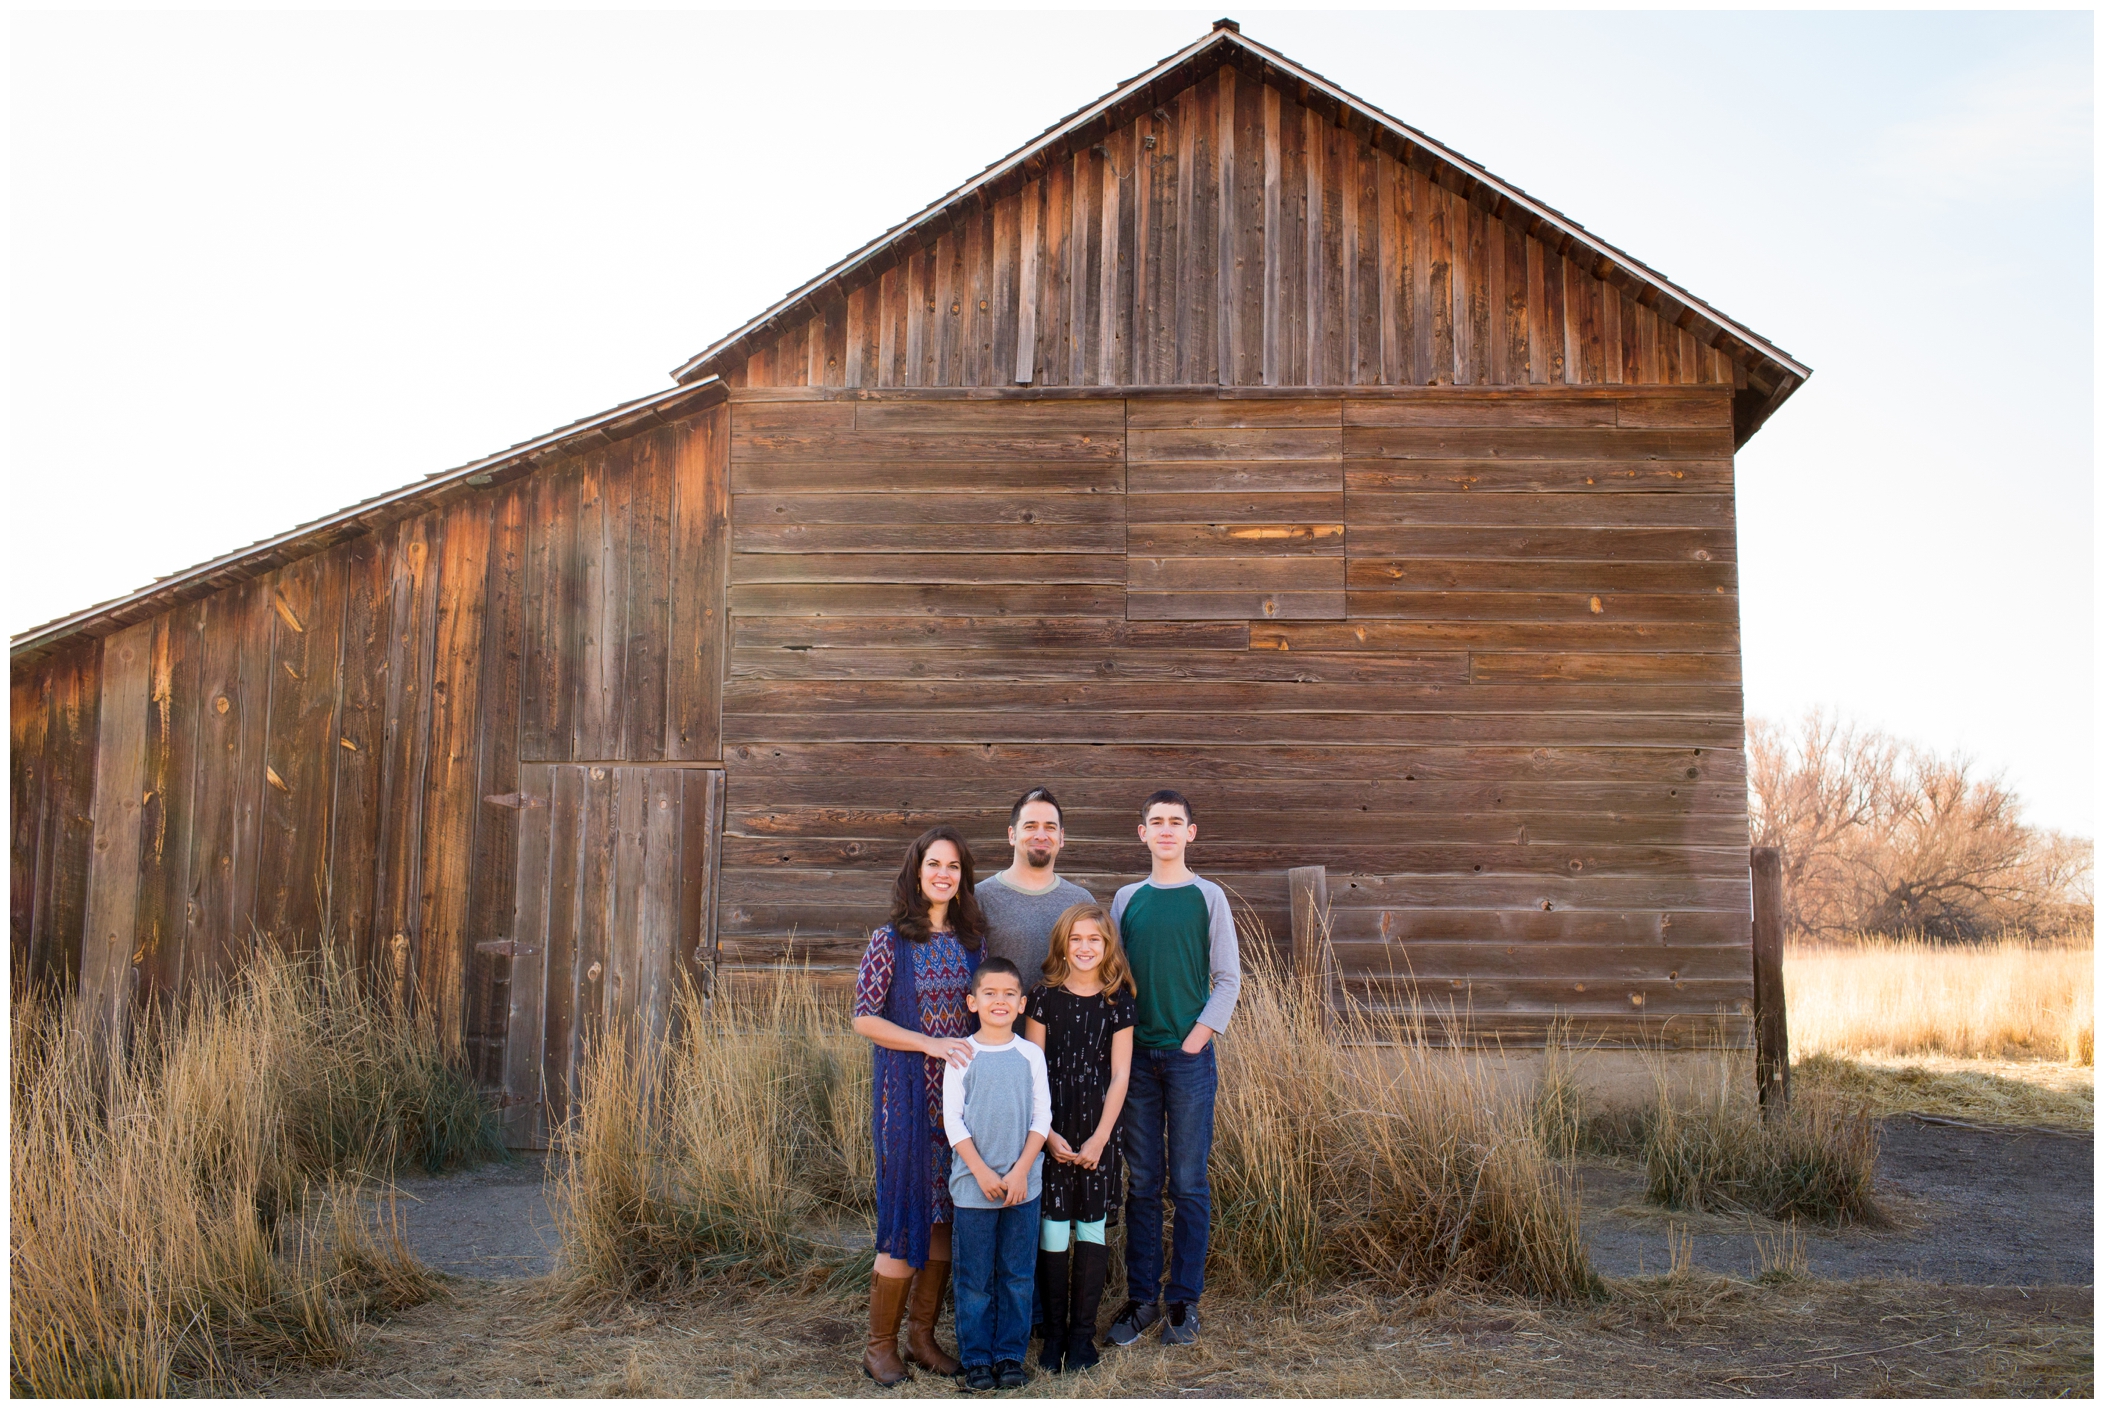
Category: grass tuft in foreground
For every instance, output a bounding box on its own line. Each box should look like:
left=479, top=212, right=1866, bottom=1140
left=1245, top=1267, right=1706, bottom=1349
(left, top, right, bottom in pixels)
left=9, top=948, right=496, bottom=1397
left=1640, top=1079, right=1881, bottom=1226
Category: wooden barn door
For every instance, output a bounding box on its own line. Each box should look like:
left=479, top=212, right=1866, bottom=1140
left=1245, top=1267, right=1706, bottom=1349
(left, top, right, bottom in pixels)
left=499, top=762, right=722, bottom=1147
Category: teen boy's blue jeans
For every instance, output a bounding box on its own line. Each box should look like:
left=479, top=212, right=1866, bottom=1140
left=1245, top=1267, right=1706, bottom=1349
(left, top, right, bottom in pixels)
left=951, top=1195, right=1040, bottom=1367
left=1121, top=1043, right=1218, bottom=1307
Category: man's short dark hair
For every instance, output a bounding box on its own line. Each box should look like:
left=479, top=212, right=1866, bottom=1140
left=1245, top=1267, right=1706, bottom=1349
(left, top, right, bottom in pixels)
left=1142, top=789, right=1194, bottom=825
left=1010, top=786, right=1063, bottom=829
left=972, top=956, right=1024, bottom=991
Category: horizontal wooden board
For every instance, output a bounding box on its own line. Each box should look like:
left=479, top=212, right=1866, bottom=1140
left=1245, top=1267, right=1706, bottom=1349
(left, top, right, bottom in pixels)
left=734, top=523, right=1125, bottom=554
left=1613, top=394, right=1736, bottom=429
left=727, top=647, right=1468, bottom=684
left=733, top=493, right=1124, bottom=526
left=730, top=429, right=1123, bottom=462
left=1342, top=426, right=1734, bottom=461
left=723, top=712, right=1745, bottom=748
left=1128, top=493, right=1344, bottom=524
left=1126, top=522, right=1345, bottom=556
left=732, top=461, right=1124, bottom=495
left=1346, top=558, right=1737, bottom=593
left=1330, top=871, right=1751, bottom=912
left=728, top=584, right=1127, bottom=618
left=1251, top=620, right=1740, bottom=653
left=733, top=616, right=1249, bottom=650
left=1341, top=590, right=1739, bottom=624
left=1126, top=461, right=1345, bottom=494
left=1128, top=557, right=1346, bottom=592
left=1329, top=943, right=1751, bottom=984
left=1343, top=461, right=1732, bottom=494
left=721, top=678, right=1743, bottom=717
left=850, top=400, right=1128, bottom=432
left=1470, top=653, right=1741, bottom=683
left=1332, top=974, right=1750, bottom=1014
left=1128, top=427, right=1345, bottom=462
left=733, top=402, right=857, bottom=432
left=1126, top=591, right=1347, bottom=621
left=1345, top=526, right=1735, bottom=562
left=723, top=776, right=1742, bottom=816
left=723, top=742, right=1744, bottom=784
left=1343, top=399, right=1617, bottom=429
left=1321, top=908, right=1746, bottom=946
left=1124, top=399, right=1341, bottom=430
left=1346, top=493, right=1732, bottom=528
left=731, top=554, right=1126, bottom=585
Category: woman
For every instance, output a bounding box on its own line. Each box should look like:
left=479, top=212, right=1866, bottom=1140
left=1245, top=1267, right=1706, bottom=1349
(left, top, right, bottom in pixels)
left=850, top=825, right=986, bottom=1385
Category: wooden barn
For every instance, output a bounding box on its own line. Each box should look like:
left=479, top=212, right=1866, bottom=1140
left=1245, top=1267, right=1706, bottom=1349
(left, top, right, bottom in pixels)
left=10, top=22, right=1808, bottom=1141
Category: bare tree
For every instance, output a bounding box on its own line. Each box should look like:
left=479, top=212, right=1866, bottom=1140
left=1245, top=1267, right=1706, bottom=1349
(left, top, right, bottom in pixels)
left=1746, top=710, right=1898, bottom=934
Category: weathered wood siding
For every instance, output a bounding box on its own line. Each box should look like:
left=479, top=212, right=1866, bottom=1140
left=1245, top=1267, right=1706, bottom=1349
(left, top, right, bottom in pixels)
left=8, top=405, right=731, bottom=1083
left=722, top=384, right=1749, bottom=1046
left=719, top=63, right=1743, bottom=403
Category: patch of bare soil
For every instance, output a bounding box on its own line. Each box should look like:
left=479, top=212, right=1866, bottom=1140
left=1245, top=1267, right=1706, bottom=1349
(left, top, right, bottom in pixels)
left=256, top=1276, right=2090, bottom=1398
left=1582, top=1115, right=2093, bottom=1285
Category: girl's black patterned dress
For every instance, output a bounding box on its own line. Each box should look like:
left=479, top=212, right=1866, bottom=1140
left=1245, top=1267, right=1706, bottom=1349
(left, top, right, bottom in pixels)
left=1025, top=983, right=1136, bottom=1223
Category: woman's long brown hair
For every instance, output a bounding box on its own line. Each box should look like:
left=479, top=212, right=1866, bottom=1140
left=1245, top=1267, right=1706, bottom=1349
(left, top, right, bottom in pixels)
left=1041, top=902, right=1135, bottom=998
left=887, top=825, right=986, bottom=948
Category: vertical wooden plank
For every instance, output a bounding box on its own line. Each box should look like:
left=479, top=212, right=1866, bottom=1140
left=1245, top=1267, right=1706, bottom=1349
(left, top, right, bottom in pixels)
left=1485, top=214, right=1508, bottom=384
left=186, top=590, right=244, bottom=987
left=1566, top=260, right=1601, bottom=384
left=904, top=245, right=928, bottom=388
left=1097, top=133, right=1123, bottom=385
left=1173, top=85, right=1201, bottom=384
left=1465, top=195, right=1492, bottom=386
left=573, top=443, right=629, bottom=760
left=821, top=297, right=849, bottom=388
left=1260, top=82, right=1282, bottom=386
left=502, top=762, right=554, bottom=1146
left=327, top=532, right=390, bottom=970
left=224, top=572, right=276, bottom=963
left=966, top=206, right=993, bottom=387
left=540, top=764, right=586, bottom=1132
left=519, top=464, right=577, bottom=763
left=1378, top=153, right=1403, bottom=385
left=466, top=479, right=531, bottom=1086
left=607, top=767, right=648, bottom=1042
left=1523, top=233, right=1547, bottom=383
left=417, top=496, right=494, bottom=1046
left=1015, top=182, right=1040, bottom=384
left=11, top=665, right=51, bottom=983
left=1427, top=177, right=1454, bottom=384
left=81, top=621, right=153, bottom=1040
left=372, top=514, right=440, bottom=1003
left=621, top=431, right=672, bottom=763
left=32, top=647, right=102, bottom=989
left=1132, top=110, right=1156, bottom=386
left=1040, top=161, right=1070, bottom=386
left=934, top=229, right=961, bottom=386
left=1602, top=283, right=1625, bottom=384
left=666, top=404, right=729, bottom=761
left=843, top=285, right=867, bottom=389
left=1539, top=242, right=1568, bottom=383
left=1068, top=153, right=1093, bottom=387
left=1503, top=218, right=1530, bottom=384
left=1752, top=846, right=1788, bottom=1106
left=572, top=765, right=616, bottom=1077
left=991, top=197, right=1018, bottom=387
left=876, top=263, right=901, bottom=388
left=143, top=604, right=205, bottom=1002
left=1214, top=64, right=1239, bottom=385
left=1318, top=114, right=1348, bottom=385
left=1636, top=302, right=1660, bottom=384
left=636, top=768, right=682, bottom=1046
left=255, top=549, right=347, bottom=951
left=1340, top=135, right=1361, bottom=385
left=678, top=768, right=722, bottom=983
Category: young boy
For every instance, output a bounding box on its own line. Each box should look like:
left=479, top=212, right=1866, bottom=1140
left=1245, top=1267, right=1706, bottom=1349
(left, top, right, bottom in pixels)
left=943, top=957, right=1053, bottom=1391
left=1106, top=790, right=1241, bottom=1349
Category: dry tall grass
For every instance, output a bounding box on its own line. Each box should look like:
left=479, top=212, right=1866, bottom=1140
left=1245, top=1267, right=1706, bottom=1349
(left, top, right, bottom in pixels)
left=1787, top=936, right=2094, bottom=1065
left=558, top=948, right=1599, bottom=1304
left=9, top=949, right=495, bottom=1396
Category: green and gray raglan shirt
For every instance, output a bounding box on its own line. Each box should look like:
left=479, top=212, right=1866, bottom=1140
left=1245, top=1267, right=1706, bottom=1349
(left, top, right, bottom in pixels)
left=1110, top=876, right=1242, bottom=1051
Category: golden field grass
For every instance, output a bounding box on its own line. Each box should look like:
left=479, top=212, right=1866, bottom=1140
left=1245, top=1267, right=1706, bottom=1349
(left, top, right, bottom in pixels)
left=1786, top=935, right=2093, bottom=1130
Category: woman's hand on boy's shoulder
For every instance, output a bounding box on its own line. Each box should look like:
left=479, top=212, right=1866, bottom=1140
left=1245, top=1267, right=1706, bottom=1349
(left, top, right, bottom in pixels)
left=926, top=1035, right=974, bottom=1069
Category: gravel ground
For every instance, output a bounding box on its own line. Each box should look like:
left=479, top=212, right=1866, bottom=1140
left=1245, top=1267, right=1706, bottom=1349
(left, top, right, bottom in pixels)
left=389, top=1115, right=2092, bottom=1288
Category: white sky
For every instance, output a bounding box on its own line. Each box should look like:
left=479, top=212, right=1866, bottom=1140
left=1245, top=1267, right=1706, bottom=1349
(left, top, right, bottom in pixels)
left=9, top=10, right=2095, bottom=835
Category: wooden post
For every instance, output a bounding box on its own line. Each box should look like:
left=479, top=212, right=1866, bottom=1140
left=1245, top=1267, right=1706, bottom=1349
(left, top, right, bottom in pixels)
left=1287, top=865, right=1334, bottom=1017
left=1751, top=846, right=1789, bottom=1107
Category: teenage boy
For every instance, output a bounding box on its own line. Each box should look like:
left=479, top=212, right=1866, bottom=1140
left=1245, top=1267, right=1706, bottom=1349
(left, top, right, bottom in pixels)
left=976, top=787, right=1094, bottom=983
left=944, top=957, right=1054, bottom=1392
left=1105, top=790, right=1241, bottom=1349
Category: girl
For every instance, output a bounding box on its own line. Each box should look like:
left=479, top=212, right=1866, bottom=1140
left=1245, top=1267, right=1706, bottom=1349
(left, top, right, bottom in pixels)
left=1023, top=902, right=1136, bottom=1373
left=851, top=826, right=987, bottom=1385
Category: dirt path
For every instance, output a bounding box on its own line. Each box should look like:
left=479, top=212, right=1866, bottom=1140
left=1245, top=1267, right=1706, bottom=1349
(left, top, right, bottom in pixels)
left=1581, top=1115, right=2093, bottom=1285
left=386, top=1155, right=558, bottom=1279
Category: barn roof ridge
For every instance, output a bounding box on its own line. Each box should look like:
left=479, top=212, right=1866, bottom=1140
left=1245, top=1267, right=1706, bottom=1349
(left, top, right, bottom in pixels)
left=667, top=21, right=1810, bottom=393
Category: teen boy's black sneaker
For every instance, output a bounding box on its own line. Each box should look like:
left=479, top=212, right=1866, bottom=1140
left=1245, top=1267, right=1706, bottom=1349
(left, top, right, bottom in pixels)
left=1105, top=1299, right=1162, bottom=1346
left=995, top=1359, right=1030, bottom=1389
left=962, top=1364, right=997, bottom=1392
left=1161, top=1302, right=1201, bottom=1346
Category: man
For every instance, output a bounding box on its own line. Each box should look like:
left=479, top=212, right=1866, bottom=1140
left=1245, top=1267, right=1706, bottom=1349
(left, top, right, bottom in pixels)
left=976, top=786, right=1094, bottom=984
left=1105, top=789, right=1240, bottom=1349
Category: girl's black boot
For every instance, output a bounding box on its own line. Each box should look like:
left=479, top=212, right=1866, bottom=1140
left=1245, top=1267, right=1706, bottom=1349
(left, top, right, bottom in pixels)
left=1036, top=1248, right=1071, bottom=1374
left=1065, top=1242, right=1109, bottom=1370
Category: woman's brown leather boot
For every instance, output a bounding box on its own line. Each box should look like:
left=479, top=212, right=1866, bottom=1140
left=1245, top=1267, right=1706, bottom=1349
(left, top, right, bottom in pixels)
left=903, top=1261, right=962, bottom=1376
left=862, top=1272, right=913, bottom=1385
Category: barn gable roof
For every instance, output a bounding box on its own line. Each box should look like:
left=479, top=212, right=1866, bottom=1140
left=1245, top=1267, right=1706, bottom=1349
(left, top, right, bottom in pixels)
left=670, top=20, right=1809, bottom=412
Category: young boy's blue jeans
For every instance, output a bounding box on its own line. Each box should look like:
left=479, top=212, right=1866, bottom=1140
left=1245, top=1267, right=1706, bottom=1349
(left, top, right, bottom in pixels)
left=951, top=1195, right=1041, bottom=1366
left=1121, top=1044, right=1218, bottom=1307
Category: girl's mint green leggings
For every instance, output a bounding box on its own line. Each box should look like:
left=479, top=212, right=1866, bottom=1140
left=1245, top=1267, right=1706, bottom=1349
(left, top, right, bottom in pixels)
left=1039, top=1218, right=1106, bottom=1252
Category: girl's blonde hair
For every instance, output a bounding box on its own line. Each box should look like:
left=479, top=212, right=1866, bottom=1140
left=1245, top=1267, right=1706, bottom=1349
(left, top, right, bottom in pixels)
left=1042, top=902, right=1136, bottom=998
